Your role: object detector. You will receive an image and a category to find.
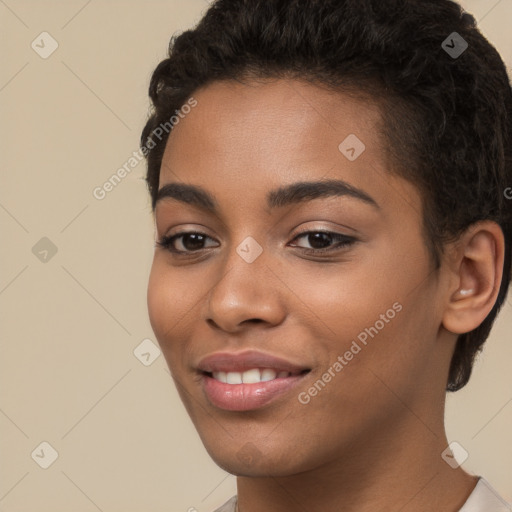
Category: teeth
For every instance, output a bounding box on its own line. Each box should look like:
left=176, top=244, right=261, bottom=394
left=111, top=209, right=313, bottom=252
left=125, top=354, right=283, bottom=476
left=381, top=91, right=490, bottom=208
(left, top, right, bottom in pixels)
left=211, top=368, right=293, bottom=384
left=260, top=369, right=277, bottom=381
left=241, top=368, right=262, bottom=384
left=213, top=371, right=227, bottom=383
left=226, top=372, right=242, bottom=384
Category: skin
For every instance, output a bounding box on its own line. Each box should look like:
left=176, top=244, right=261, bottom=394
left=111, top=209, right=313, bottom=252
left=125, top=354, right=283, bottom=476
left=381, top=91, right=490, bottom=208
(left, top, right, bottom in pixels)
left=147, top=78, right=504, bottom=512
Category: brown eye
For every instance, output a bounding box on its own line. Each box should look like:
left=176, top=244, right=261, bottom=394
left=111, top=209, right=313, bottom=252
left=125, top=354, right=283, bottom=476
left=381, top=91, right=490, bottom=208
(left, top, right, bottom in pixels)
left=289, top=231, right=356, bottom=254
left=156, top=231, right=219, bottom=254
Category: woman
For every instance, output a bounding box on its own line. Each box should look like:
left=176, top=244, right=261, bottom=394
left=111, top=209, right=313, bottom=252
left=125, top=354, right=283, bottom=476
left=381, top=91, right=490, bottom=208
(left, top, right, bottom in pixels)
left=141, top=0, right=512, bottom=510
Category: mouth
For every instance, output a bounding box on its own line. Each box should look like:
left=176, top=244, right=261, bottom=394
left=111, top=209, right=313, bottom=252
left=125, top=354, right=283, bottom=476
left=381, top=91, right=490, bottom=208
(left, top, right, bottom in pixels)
left=196, top=350, right=312, bottom=411
left=202, top=367, right=310, bottom=384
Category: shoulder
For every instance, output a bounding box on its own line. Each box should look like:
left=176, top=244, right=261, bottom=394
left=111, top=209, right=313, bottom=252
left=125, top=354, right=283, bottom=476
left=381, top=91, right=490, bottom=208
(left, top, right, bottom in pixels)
left=211, top=495, right=237, bottom=512
left=459, top=478, right=511, bottom=512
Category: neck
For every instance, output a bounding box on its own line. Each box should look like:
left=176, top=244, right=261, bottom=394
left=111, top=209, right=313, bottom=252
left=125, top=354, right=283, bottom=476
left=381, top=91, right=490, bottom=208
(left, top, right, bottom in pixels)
left=235, top=415, right=478, bottom=512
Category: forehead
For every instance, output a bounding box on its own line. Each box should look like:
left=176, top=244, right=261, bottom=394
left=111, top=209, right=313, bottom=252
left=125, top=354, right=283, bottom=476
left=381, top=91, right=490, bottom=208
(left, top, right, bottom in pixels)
left=159, top=78, right=420, bottom=216
left=165, top=78, right=383, bottom=158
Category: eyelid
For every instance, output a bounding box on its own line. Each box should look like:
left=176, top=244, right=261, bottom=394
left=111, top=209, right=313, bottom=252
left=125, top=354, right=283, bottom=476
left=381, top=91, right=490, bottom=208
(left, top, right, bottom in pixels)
left=156, top=230, right=219, bottom=254
left=156, top=227, right=357, bottom=256
left=288, top=229, right=357, bottom=252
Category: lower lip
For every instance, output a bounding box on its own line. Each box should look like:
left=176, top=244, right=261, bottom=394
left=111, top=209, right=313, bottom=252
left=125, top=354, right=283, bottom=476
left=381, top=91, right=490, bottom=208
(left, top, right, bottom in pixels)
left=201, top=373, right=309, bottom=411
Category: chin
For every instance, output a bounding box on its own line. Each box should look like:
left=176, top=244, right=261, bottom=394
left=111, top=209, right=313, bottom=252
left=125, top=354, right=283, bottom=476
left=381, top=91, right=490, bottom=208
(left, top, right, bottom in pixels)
left=200, top=435, right=314, bottom=478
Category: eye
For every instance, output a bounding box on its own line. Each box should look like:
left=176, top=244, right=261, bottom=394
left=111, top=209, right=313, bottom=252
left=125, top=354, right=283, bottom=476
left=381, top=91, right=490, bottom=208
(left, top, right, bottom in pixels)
left=156, top=229, right=357, bottom=256
left=288, top=230, right=356, bottom=254
left=156, top=231, right=219, bottom=254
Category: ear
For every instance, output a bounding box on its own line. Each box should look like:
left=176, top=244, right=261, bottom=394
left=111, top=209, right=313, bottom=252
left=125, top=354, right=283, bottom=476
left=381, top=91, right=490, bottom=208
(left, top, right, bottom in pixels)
left=442, top=221, right=505, bottom=335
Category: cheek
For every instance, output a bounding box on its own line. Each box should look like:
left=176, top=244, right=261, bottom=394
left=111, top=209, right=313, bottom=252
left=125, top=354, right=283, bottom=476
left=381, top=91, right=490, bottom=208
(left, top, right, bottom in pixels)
left=146, top=259, right=167, bottom=339
left=146, top=257, right=209, bottom=360
left=146, top=258, right=188, bottom=350
left=146, top=261, right=188, bottom=376
left=288, top=260, right=397, bottom=337
left=298, top=252, right=428, bottom=373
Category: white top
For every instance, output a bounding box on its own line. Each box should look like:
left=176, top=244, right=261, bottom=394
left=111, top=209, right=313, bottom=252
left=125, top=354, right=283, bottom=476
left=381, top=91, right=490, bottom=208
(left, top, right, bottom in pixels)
left=459, top=478, right=511, bottom=511
left=212, top=478, right=511, bottom=512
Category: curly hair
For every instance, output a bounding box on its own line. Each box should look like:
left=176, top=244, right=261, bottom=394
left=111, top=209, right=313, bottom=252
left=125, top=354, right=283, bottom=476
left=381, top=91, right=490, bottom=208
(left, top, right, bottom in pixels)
left=140, top=0, right=512, bottom=391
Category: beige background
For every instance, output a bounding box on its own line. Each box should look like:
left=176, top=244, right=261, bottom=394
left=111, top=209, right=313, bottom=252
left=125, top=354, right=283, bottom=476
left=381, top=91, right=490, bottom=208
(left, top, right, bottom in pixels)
left=0, top=1, right=511, bottom=510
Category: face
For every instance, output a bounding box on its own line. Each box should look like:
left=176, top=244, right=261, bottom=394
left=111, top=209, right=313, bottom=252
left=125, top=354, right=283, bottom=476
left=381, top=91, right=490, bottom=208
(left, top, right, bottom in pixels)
left=147, top=78, right=454, bottom=477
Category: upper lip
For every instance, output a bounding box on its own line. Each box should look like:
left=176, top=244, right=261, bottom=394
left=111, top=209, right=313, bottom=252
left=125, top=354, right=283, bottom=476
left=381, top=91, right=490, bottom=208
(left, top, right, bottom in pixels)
left=197, top=350, right=311, bottom=374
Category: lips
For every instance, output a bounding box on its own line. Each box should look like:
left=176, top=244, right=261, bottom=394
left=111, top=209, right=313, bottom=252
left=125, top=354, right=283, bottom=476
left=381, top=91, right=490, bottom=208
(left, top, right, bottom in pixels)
left=196, top=350, right=311, bottom=411
left=197, top=349, right=310, bottom=374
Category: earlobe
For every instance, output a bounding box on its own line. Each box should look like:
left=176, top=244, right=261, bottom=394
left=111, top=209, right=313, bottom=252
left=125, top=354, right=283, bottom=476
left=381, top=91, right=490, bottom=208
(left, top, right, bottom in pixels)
left=441, top=221, right=505, bottom=335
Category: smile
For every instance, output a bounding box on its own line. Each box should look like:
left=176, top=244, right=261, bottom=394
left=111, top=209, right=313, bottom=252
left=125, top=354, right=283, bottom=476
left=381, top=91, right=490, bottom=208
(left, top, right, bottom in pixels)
left=209, top=368, right=306, bottom=384
left=196, top=350, right=312, bottom=411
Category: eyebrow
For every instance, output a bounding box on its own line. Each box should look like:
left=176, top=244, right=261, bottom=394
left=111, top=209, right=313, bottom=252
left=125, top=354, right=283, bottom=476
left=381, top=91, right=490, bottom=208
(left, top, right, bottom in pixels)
left=155, top=179, right=380, bottom=212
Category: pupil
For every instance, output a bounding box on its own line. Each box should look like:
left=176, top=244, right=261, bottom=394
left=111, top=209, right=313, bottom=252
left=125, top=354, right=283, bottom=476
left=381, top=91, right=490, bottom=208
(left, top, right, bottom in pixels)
left=184, top=233, right=205, bottom=250
left=309, top=232, right=331, bottom=249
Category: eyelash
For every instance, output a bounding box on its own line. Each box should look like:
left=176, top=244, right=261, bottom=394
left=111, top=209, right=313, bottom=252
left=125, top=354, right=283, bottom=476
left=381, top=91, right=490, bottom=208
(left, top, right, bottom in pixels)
left=155, top=229, right=357, bottom=256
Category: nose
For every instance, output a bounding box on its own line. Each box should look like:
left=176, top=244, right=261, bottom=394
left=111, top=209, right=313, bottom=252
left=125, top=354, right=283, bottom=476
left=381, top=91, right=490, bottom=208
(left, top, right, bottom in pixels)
left=203, top=246, right=287, bottom=333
